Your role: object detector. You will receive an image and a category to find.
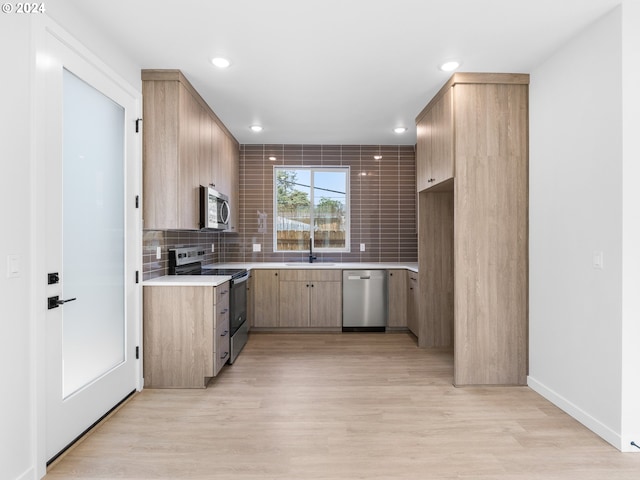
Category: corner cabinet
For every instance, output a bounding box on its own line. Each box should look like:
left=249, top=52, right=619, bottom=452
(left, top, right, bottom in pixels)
left=143, top=283, right=230, bottom=388
left=142, top=69, right=240, bottom=231
left=416, top=73, right=529, bottom=386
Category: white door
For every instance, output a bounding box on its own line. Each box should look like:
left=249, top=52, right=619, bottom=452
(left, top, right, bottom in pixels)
left=42, top=31, right=140, bottom=462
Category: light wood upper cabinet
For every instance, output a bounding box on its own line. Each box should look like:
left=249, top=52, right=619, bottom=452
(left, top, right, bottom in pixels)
left=416, top=87, right=453, bottom=192
left=177, top=84, right=201, bottom=230
left=415, top=72, right=529, bottom=386
left=142, top=69, right=240, bottom=231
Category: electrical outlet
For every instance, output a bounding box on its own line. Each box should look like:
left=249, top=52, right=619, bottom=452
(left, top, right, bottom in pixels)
left=360, top=243, right=366, bottom=252
left=253, top=244, right=261, bottom=252
left=156, top=246, right=161, bottom=260
left=211, top=243, right=215, bottom=253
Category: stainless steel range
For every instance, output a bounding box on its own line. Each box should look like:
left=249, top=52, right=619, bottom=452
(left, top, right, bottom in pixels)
left=169, top=247, right=249, bottom=364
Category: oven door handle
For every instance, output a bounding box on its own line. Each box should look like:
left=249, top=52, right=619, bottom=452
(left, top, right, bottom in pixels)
left=231, top=273, right=250, bottom=285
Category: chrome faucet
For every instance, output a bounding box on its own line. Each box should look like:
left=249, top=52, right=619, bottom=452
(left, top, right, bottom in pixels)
left=309, top=237, right=317, bottom=263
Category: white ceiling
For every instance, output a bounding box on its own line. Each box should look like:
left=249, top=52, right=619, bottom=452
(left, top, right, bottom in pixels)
left=62, top=0, right=620, bottom=145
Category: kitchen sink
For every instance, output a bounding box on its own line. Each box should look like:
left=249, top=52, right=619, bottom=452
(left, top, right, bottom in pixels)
left=285, top=263, right=335, bottom=266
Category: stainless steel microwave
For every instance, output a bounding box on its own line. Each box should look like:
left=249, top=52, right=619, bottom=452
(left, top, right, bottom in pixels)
left=200, top=186, right=230, bottom=230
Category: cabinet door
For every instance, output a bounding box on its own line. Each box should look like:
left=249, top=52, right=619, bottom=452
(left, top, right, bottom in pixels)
left=141, top=79, right=179, bottom=230
left=177, top=84, right=200, bottom=230
left=252, top=270, right=279, bottom=328
left=199, top=109, right=213, bottom=189
left=430, top=87, right=454, bottom=187
left=279, top=281, right=310, bottom=327
left=309, top=281, right=342, bottom=328
left=387, top=270, right=407, bottom=328
left=416, top=110, right=432, bottom=192
left=210, top=120, right=222, bottom=190
left=407, top=272, right=419, bottom=337
left=227, top=138, right=240, bottom=232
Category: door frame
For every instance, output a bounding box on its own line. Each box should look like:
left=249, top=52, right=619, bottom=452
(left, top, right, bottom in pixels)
left=31, top=15, right=142, bottom=477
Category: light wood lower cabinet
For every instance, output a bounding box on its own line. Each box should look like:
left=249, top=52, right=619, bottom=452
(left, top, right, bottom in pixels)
left=387, top=269, right=407, bottom=328
left=278, top=270, right=342, bottom=328
left=252, top=270, right=279, bottom=328
left=143, top=282, right=229, bottom=388
left=406, top=272, right=419, bottom=337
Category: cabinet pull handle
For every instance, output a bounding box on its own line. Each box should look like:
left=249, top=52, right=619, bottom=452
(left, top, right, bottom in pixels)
left=220, top=308, right=228, bottom=314
left=220, top=351, right=229, bottom=360
left=220, top=330, right=228, bottom=337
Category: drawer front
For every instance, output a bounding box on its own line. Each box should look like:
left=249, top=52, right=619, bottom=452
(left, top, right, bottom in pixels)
left=279, top=269, right=341, bottom=282
left=215, top=282, right=230, bottom=305
left=214, top=316, right=230, bottom=376
left=215, top=294, right=230, bottom=329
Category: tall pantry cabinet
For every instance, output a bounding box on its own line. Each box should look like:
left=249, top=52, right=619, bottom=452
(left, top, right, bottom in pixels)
left=416, top=73, right=529, bottom=386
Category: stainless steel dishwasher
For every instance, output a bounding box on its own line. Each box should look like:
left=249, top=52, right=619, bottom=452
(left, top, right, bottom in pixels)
left=342, top=270, right=387, bottom=331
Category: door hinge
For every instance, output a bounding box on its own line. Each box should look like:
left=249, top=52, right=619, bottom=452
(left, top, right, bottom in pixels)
left=135, top=271, right=139, bottom=284
left=135, top=195, right=140, bottom=208
left=135, top=346, right=140, bottom=359
left=135, top=118, right=142, bottom=133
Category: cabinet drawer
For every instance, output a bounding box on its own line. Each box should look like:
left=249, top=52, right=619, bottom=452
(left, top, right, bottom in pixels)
left=214, top=316, right=230, bottom=376
left=215, top=294, right=229, bottom=329
left=279, top=269, right=341, bottom=282
left=215, top=282, right=230, bottom=305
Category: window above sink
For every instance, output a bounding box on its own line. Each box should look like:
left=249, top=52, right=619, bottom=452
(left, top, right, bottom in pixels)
left=274, top=167, right=350, bottom=253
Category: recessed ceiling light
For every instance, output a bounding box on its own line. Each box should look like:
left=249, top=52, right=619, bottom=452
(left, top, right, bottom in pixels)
left=374, top=155, right=382, bottom=160
left=268, top=156, right=277, bottom=161
left=440, top=61, right=461, bottom=72
left=211, top=57, right=231, bottom=68
left=250, top=125, right=263, bottom=132
left=394, top=127, right=407, bottom=134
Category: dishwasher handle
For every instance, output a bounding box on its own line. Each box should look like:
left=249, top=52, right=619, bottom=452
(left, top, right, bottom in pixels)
left=347, top=275, right=371, bottom=280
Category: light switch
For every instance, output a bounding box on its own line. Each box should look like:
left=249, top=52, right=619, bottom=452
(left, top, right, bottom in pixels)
left=253, top=244, right=261, bottom=252
left=7, top=254, right=20, bottom=278
left=360, top=243, right=366, bottom=252
left=211, top=243, right=215, bottom=253
left=593, top=251, right=604, bottom=270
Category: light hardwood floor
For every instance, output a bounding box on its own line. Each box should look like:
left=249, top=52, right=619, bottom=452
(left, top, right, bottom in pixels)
left=46, top=333, right=639, bottom=479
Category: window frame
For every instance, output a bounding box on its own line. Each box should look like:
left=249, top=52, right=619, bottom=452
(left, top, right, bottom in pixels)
left=273, top=166, right=351, bottom=253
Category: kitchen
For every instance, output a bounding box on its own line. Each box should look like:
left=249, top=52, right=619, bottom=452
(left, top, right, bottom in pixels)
left=2, top=1, right=640, bottom=479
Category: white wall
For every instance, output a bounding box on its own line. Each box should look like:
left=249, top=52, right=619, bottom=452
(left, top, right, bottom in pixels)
left=0, top=14, right=36, bottom=480
left=620, top=0, right=640, bottom=451
left=0, top=6, right=140, bottom=480
left=529, top=6, right=626, bottom=448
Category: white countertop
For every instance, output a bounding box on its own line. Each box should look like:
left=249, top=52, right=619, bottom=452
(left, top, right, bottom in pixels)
left=143, top=275, right=231, bottom=287
left=144, top=263, right=418, bottom=286
left=204, top=262, right=418, bottom=273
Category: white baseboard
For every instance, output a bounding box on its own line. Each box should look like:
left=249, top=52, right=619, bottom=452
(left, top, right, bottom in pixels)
left=15, top=467, right=36, bottom=480
left=527, top=375, right=622, bottom=451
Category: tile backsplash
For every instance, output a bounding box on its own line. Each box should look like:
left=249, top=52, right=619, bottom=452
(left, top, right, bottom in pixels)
left=222, top=144, right=417, bottom=263
left=143, top=144, right=417, bottom=278
left=142, top=230, right=220, bottom=280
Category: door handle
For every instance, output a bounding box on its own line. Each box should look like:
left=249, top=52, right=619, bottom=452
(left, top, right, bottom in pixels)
left=48, top=296, right=77, bottom=310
